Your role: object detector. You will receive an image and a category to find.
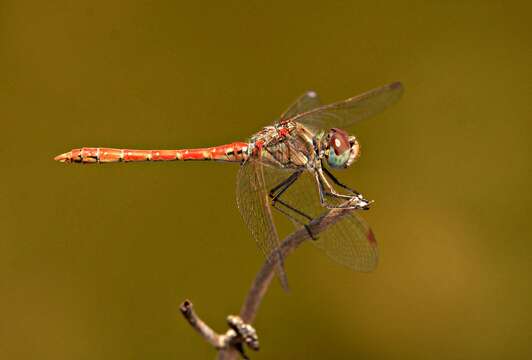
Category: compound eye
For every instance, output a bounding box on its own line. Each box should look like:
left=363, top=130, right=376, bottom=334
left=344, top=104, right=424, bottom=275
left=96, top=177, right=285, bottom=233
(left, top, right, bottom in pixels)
left=330, top=129, right=350, bottom=155
left=327, top=128, right=351, bottom=168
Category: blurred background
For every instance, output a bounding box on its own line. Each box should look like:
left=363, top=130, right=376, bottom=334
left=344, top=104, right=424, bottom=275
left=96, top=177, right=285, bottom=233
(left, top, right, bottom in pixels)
left=1, top=1, right=531, bottom=359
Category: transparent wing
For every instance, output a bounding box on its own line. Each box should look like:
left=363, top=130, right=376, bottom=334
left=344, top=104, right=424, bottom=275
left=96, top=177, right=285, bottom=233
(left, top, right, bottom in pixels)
left=290, top=82, right=403, bottom=131
left=235, top=159, right=289, bottom=290
left=264, top=166, right=378, bottom=272
left=313, top=210, right=378, bottom=272
left=280, top=90, right=322, bottom=120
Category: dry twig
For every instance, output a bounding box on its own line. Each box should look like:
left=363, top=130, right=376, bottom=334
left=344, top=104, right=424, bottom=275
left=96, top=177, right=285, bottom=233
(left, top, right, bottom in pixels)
left=180, top=205, right=355, bottom=359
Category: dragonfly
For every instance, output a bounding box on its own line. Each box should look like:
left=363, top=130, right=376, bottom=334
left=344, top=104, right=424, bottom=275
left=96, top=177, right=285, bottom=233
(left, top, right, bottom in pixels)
left=55, top=82, right=404, bottom=290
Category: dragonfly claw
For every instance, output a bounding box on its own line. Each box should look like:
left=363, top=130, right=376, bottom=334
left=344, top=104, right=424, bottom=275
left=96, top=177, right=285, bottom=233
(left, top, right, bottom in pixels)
left=355, top=195, right=373, bottom=209
left=323, top=195, right=372, bottom=210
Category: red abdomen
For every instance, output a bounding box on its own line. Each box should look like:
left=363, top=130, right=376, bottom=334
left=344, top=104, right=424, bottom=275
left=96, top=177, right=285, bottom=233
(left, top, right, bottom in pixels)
left=54, top=142, right=249, bottom=164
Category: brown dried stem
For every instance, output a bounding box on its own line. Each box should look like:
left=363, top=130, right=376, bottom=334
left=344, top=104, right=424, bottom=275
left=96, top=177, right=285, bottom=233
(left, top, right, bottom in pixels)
left=179, top=300, right=233, bottom=349
left=181, top=205, right=355, bottom=359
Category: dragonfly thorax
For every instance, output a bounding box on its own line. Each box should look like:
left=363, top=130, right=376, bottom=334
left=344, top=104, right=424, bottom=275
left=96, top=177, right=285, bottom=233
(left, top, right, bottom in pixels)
left=322, top=128, right=360, bottom=169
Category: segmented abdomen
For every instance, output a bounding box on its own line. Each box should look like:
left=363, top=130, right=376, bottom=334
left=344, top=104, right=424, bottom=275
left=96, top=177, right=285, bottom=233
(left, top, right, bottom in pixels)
left=55, top=142, right=249, bottom=164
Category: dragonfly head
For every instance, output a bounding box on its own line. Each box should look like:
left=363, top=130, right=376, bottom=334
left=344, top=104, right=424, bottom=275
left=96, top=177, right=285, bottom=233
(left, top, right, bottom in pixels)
left=324, top=128, right=360, bottom=169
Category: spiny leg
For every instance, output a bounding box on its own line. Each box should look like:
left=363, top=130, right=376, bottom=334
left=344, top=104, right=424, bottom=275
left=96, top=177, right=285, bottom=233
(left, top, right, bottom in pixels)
left=270, top=201, right=318, bottom=241
left=269, top=171, right=300, bottom=199
left=321, top=164, right=360, bottom=195
left=273, top=198, right=312, bottom=222
left=268, top=172, right=318, bottom=240
left=316, top=168, right=370, bottom=210
left=269, top=172, right=312, bottom=221
left=322, top=162, right=371, bottom=207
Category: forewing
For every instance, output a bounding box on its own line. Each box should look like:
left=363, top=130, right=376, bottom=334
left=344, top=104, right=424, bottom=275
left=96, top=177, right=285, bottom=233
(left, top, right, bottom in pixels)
left=235, top=159, right=289, bottom=289
left=280, top=90, right=322, bottom=121
left=291, top=82, right=403, bottom=130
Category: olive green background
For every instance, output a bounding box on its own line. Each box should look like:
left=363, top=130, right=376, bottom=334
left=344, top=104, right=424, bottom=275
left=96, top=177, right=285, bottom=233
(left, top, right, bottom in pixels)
left=1, top=1, right=531, bottom=359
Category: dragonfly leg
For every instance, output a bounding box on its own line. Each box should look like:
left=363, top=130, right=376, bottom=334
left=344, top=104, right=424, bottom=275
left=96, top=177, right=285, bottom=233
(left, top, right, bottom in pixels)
left=271, top=201, right=317, bottom=241
left=272, top=198, right=312, bottom=222
left=316, top=168, right=371, bottom=210
left=321, top=165, right=361, bottom=196
left=269, top=171, right=301, bottom=199
left=269, top=172, right=312, bottom=222
left=324, top=190, right=371, bottom=210
left=269, top=172, right=318, bottom=240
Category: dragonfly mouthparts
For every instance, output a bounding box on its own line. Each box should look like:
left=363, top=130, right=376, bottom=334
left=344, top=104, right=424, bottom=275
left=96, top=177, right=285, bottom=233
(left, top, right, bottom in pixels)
left=54, top=152, right=71, bottom=163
